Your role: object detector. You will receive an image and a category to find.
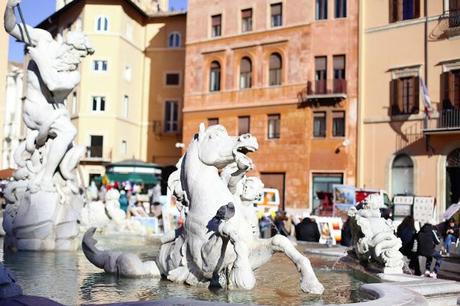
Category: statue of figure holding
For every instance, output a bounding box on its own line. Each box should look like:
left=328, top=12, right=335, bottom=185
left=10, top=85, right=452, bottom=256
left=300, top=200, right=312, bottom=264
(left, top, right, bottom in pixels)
left=4, top=0, right=94, bottom=192
left=3, top=0, right=94, bottom=251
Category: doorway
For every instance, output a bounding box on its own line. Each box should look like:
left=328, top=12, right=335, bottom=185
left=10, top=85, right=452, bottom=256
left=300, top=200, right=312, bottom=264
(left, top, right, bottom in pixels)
left=260, top=172, right=286, bottom=210
left=446, top=148, right=460, bottom=208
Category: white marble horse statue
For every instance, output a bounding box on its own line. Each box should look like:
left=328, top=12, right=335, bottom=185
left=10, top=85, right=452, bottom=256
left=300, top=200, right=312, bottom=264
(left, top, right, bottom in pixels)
left=83, top=124, right=324, bottom=294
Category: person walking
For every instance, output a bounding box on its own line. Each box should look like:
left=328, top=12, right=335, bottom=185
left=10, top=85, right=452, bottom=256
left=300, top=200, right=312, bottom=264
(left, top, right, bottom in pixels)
left=418, top=222, right=442, bottom=279
left=397, top=216, right=421, bottom=275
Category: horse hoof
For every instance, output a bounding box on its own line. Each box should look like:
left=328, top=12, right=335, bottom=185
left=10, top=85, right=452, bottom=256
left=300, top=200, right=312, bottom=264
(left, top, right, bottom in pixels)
left=301, top=279, right=324, bottom=295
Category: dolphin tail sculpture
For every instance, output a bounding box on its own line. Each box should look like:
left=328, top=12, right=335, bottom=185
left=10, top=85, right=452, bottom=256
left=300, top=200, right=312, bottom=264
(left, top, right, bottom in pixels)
left=82, top=227, right=160, bottom=278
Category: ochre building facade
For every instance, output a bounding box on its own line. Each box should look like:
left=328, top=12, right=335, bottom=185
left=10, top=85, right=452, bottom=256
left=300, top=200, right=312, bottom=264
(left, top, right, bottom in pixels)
left=184, top=0, right=358, bottom=211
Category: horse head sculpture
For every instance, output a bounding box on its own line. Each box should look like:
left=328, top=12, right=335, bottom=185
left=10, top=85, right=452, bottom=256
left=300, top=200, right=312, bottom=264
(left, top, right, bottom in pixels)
left=83, top=123, right=324, bottom=294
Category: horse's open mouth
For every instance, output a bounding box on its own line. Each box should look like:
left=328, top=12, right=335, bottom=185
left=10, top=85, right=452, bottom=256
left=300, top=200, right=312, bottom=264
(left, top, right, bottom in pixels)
left=236, top=146, right=257, bottom=155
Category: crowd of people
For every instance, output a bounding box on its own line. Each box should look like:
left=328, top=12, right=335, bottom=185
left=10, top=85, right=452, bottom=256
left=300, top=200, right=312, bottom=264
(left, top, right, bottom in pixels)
left=397, top=216, right=459, bottom=278
left=88, top=180, right=163, bottom=220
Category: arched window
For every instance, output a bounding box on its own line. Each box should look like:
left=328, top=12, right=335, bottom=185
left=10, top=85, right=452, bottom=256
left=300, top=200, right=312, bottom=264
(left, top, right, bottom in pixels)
left=269, top=53, right=282, bottom=86
left=96, top=16, right=109, bottom=32
left=209, top=61, right=221, bottom=92
left=391, top=154, right=414, bottom=196
left=240, top=57, right=252, bottom=89
left=168, top=32, right=181, bottom=48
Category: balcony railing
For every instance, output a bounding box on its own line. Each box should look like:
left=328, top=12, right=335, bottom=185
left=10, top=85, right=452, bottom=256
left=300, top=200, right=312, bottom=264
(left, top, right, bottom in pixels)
left=298, top=79, right=347, bottom=104
left=424, top=108, right=460, bottom=134
left=441, top=9, right=460, bottom=37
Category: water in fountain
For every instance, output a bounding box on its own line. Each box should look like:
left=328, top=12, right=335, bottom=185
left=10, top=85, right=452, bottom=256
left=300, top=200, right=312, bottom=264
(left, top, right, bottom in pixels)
left=1, top=235, right=376, bottom=305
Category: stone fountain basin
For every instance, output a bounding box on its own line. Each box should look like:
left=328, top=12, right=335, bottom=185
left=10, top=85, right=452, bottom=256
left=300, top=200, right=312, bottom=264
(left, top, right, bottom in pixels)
left=2, top=234, right=459, bottom=305
left=1, top=234, right=375, bottom=305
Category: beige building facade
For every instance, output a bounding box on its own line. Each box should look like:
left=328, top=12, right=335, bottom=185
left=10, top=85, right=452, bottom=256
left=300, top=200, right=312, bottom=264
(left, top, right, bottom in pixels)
left=38, top=0, right=185, bottom=186
left=359, top=0, right=460, bottom=220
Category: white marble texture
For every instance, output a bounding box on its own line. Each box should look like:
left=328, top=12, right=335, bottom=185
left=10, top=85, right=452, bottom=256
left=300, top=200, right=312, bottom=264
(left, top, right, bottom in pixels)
left=83, top=124, right=324, bottom=294
left=2, top=0, right=93, bottom=251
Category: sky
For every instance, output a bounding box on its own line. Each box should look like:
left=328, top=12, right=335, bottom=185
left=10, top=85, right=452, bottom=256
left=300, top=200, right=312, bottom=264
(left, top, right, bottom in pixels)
left=7, top=0, right=188, bottom=62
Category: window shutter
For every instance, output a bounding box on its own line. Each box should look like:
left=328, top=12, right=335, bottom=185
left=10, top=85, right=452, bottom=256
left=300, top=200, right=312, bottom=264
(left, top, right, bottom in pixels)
left=390, top=79, right=401, bottom=114
left=242, top=9, right=252, bottom=18
left=389, top=0, right=395, bottom=22
left=212, top=15, right=221, bottom=26
left=413, top=76, right=420, bottom=113
left=414, top=0, right=421, bottom=18
left=441, top=72, right=450, bottom=108
left=271, top=3, right=282, bottom=16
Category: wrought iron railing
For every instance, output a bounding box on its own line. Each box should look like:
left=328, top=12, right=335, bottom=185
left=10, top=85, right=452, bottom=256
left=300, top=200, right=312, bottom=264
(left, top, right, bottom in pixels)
left=437, top=108, right=460, bottom=129
left=307, top=79, right=347, bottom=95
left=446, top=9, right=460, bottom=29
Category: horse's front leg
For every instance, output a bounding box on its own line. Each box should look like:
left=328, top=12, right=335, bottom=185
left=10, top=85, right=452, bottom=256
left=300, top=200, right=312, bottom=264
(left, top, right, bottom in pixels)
left=219, top=222, right=256, bottom=290
left=269, top=235, right=324, bottom=294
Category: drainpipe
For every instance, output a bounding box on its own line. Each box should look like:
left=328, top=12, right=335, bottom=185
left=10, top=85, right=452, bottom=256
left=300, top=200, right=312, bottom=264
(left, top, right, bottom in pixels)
left=424, top=0, right=430, bottom=152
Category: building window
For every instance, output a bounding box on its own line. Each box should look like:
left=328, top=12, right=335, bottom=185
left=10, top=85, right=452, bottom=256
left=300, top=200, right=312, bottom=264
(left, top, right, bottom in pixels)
left=269, top=53, right=282, bottom=86
left=122, top=95, right=129, bottom=118
left=335, top=0, right=347, bottom=18
left=267, top=114, right=281, bottom=139
left=211, top=14, right=222, bottom=37
left=389, top=0, right=420, bottom=23
left=124, top=65, right=132, bottom=81
left=441, top=69, right=460, bottom=109
left=241, top=8, right=253, bottom=32
left=271, top=3, right=283, bottom=27
left=312, top=173, right=343, bottom=213
left=391, top=154, right=414, bottom=196
left=89, top=135, right=103, bottom=158
left=92, top=96, right=106, bottom=112
left=208, top=118, right=219, bottom=126
left=121, top=140, right=127, bottom=155
left=166, top=73, right=180, bottom=86
left=390, top=76, right=419, bottom=115
left=315, top=56, right=327, bottom=94
left=240, top=57, right=252, bottom=89
left=96, top=16, right=109, bottom=32
left=93, top=60, right=108, bottom=72
left=313, top=112, right=326, bottom=137
left=164, top=101, right=178, bottom=133
left=316, top=0, right=328, bottom=20
left=168, top=32, right=181, bottom=48
left=71, top=92, right=77, bottom=115
left=209, top=61, right=221, bottom=92
left=332, top=111, right=345, bottom=137
left=238, top=116, right=250, bottom=135
left=333, top=55, right=346, bottom=93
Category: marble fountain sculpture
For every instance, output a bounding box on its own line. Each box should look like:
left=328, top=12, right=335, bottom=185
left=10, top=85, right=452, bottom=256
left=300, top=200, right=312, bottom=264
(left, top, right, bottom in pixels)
left=2, top=0, right=94, bottom=251
left=348, top=193, right=404, bottom=274
left=83, top=124, right=325, bottom=294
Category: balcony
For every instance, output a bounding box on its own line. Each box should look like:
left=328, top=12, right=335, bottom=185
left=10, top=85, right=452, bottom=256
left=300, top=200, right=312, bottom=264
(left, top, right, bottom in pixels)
left=297, top=79, right=347, bottom=105
left=442, top=9, right=460, bottom=37
left=424, top=108, right=460, bottom=135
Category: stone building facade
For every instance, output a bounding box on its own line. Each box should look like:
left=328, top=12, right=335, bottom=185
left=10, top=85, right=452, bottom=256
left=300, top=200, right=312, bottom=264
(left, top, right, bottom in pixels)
left=184, top=0, right=358, bottom=211
left=358, top=0, right=460, bottom=220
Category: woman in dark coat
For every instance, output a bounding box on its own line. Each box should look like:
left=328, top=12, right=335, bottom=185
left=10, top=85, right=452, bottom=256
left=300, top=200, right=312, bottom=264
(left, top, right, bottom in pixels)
left=397, top=216, right=421, bottom=275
